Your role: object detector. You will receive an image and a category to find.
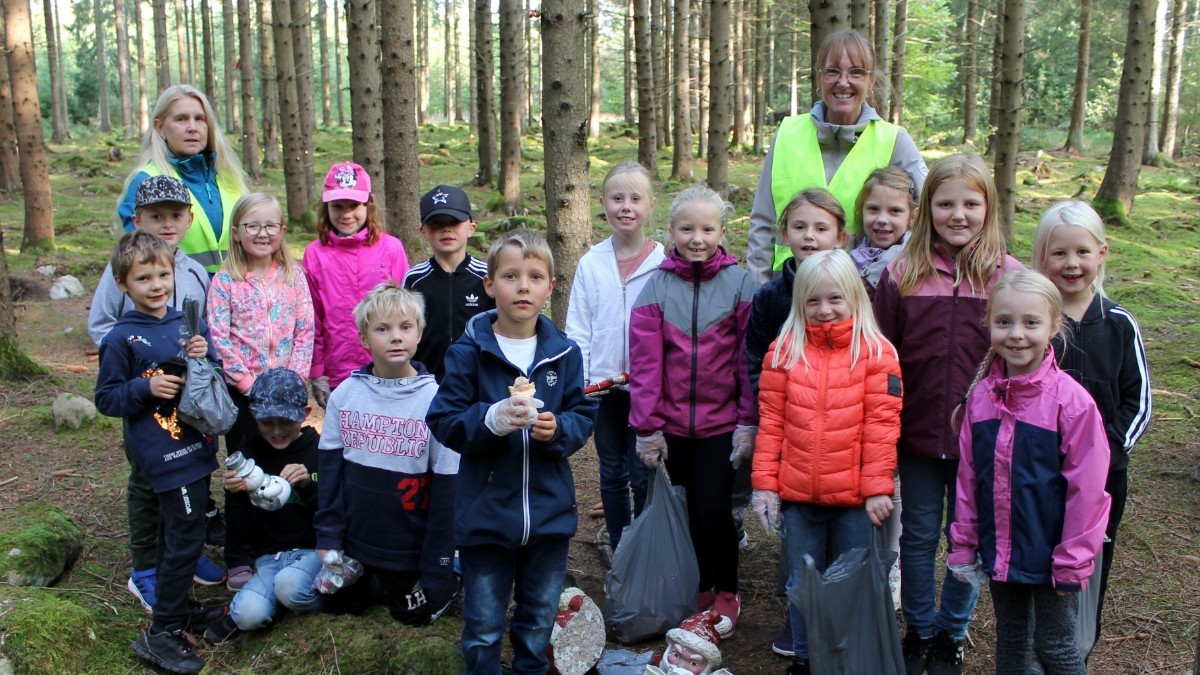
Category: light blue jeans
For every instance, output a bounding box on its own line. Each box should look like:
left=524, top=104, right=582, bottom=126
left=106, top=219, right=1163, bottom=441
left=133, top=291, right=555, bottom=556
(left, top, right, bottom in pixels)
left=230, top=549, right=324, bottom=631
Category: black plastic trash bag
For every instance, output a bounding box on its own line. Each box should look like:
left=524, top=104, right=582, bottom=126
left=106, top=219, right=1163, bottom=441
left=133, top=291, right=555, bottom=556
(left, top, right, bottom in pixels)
left=604, top=467, right=699, bottom=644
left=176, top=299, right=238, bottom=436
left=789, top=528, right=904, bottom=674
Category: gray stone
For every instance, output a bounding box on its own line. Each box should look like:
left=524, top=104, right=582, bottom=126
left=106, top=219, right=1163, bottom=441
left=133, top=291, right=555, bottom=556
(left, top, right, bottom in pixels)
left=0, top=505, right=83, bottom=587
left=35, top=265, right=56, bottom=278
left=51, top=393, right=96, bottom=430
left=49, top=276, right=85, bottom=300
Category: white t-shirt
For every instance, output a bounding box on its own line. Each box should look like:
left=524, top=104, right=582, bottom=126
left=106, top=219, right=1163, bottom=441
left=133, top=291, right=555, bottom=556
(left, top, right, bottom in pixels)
left=495, top=333, right=538, bottom=373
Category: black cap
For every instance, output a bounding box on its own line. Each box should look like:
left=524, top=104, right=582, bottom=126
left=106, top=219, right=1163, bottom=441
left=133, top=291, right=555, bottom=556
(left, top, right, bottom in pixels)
left=420, top=185, right=473, bottom=224
left=135, top=175, right=192, bottom=208
left=249, top=368, right=308, bottom=423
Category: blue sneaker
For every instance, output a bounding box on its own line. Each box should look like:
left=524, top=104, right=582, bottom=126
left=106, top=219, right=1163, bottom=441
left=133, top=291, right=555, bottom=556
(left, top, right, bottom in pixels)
left=128, top=567, right=156, bottom=612
left=194, top=554, right=227, bottom=586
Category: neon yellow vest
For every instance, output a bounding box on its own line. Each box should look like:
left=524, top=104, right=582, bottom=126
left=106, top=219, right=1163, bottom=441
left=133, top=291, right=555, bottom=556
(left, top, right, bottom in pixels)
left=139, top=163, right=243, bottom=273
left=769, top=114, right=900, bottom=270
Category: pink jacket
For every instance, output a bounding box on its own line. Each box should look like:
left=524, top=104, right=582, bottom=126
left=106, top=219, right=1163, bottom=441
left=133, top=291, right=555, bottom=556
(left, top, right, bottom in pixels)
left=303, top=229, right=410, bottom=387
left=207, top=262, right=315, bottom=393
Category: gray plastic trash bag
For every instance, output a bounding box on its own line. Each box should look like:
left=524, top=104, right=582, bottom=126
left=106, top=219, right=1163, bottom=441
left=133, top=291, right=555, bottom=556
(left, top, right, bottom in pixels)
left=1032, top=550, right=1104, bottom=674
left=176, top=299, right=237, bottom=436
left=790, top=529, right=904, bottom=674
left=604, top=467, right=699, bottom=644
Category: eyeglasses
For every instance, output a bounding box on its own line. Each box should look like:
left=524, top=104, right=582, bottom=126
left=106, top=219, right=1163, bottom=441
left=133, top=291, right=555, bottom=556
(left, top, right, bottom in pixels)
left=821, top=67, right=869, bottom=83
left=239, top=221, right=283, bottom=236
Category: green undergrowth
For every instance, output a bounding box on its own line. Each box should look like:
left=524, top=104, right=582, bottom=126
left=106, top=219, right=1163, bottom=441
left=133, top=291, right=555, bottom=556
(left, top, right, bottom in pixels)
left=0, top=588, right=95, bottom=674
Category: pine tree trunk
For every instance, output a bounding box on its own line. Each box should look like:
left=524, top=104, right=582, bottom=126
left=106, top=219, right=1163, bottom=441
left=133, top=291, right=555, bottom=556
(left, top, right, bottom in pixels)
left=272, top=0, right=307, bottom=219
left=53, top=0, right=67, bottom=124
left=444, top=0, right=452, bottom=119
left=154, top=0, right=171, bottom=89
left=810, top=0, right=851, bottom=104
left=346, top=0, right=386, bottom=211
left=498, top=0, right=525, bottom=209
left=873, top=0, right=890, bottom=115
left=319, top=0, right=331, bottom=128
left=260, top=0, right=281, bottom=167
left=115, top=0, right=134, bottom=138
left=0, top=32, right=19, bottom=191
left=202, top=0, right=216, bottom=104
left=789, top=10, right=798, bottom=115
left=291, top=0, right=318, bottom=202
left=524, top=0, right=534, bottom=130
left=633, top=0, right=656, bottom=170
left=417, top=0, right=428, bottom=124
left=380, top=0, right=422, bottom=261
left=473, top=0, right=497, bottom=184
left=851, top=0, right=869, bottom=31
left=453, top=0, right=463, bottom=121
left=1095, top=0, right=1156, bottom=222
left=993, top=0, right=1023, bottom=242
left=651, top=0, right=666, bottom=150
left=189, top=0, right=200, bottom=84
left=697, top=0, right=709, bottom=156
left=174, top=0, right=190, bottom=82
left=95, top=0, right=112, bottom=131
left=238, top=0, right=261, bottom=179
left=223, top=0, right=238, bottom=131
left=961, top=0, right=980, bottom=144
left=42, top=0, right=66, bottom=142
left=0, top=229, right=43, bottom=380
left=751, top=0, right=765, bottom=153
left=134, top=0, right=149, bottom=132
left=1159, top=0, right=1186, bottom=158
left=731, top=0, right=744, bottom=148
left=623, top=0, right=633, bottom=127
left=672, top=0, right=692, bottom=179
left=468, top=0, right=476, bottom=123
left=1062, top=0, right=1091, bottom=153
left=539, top=0, right=589, bottom=327
left=889, top=0, right=906, bottom=124
left=708, top=0, right=731, bottom=193
left=334, top=0, right=346, bottom=126
left=1142, top=0, right=1165, bottom=165
left=4, top=0, right=53, bottom=251
left=586, top=0, right=600, bottom=138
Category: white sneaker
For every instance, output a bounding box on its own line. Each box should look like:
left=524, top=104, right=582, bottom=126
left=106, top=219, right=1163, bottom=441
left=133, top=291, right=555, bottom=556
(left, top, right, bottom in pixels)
left=888, top=560, right=902, bottom=611
left=737, top=531, right=749, bottom=552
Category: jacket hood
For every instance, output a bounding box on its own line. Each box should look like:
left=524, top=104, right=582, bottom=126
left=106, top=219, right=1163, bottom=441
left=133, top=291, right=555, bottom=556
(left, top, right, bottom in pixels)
left=170, top=150, right=216, bottom=178
left=324, top=224, right=373, bottom=249
left=809, top=101, right=883, bottom=143
left=804, top=318, right=855, bottom=349
left=348, top=361, right=438, bottom=397
left=660, top=246, right=739, bottom=283
left=119, top=307, right=184, bottom=328
left=984, top=344, right=1060, bottom=408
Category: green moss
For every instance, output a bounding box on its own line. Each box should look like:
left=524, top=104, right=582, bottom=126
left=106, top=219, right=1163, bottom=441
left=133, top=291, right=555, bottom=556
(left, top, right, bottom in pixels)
left=0, top=588, right=95, bottom=675
left=0, top=504, right=82, bottom=587
left=0, top=336, right=46, bottom=381
left=1092, top=196, right=1131, bottom=227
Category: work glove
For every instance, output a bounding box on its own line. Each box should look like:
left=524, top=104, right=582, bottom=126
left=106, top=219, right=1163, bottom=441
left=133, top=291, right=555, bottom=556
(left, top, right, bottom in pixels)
left=948, top=556, right=990, bottom=589
left=751, top=489, right=781, bottom=534
left=636, top=431, right=667, bottom=468
left=310, top=377, right=331, bottom=408
left=485, top=396, right=544, bottom=435
left=729, top=424, right=757, bottom=469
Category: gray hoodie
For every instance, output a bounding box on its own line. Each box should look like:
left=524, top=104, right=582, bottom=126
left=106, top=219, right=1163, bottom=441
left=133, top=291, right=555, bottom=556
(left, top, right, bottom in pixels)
left=87, top=246, right=211, bottom=346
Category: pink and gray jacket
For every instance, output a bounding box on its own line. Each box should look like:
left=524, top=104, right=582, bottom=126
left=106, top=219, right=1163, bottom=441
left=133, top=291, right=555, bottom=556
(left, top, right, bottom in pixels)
left=948, top=349, right=1111, bottom=591
left=628, top=247, right=758, bottom=439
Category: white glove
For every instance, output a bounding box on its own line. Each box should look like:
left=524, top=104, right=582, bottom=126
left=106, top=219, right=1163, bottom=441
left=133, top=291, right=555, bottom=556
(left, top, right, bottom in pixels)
left=636, top=432, right=667, bottom=468
left=948, top=557, right=990, bottom=589
left=729, top=424, right=757, bottom=469
left=751, top=489, right=781, bottom=534
left=310, top=377, right=331, bottom=408
left=485, top=396, right=544, bottom=435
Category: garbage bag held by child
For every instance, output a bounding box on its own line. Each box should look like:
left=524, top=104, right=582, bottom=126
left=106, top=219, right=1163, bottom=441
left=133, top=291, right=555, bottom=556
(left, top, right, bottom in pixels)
left=176, top=298, right=238, bottom=435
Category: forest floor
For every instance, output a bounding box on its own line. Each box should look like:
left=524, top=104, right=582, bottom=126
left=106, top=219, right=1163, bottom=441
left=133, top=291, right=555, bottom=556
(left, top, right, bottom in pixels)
left=0, top=125, right=1198, bottom=674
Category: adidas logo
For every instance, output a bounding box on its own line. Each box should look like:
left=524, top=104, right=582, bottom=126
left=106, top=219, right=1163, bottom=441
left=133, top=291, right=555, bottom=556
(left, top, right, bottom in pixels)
left=465, top=293, right=479, bottom=307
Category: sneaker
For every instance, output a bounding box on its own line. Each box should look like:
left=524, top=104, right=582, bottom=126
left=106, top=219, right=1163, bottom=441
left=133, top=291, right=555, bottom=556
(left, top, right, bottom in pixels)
left=772, top=611, right=794, bottom=656
left=927, top=630, right=964, bottom=675
left=785, top=659, right=811, bottom=675
left=889, top=560, right=902, bottom=611
left=698, top=588, right=717, bottom=611
left=128, top=567, right=157, bottom=612
left=133, top=624, right=206, bottom=674
left=194, top=554, right=227, bottom=585
left=902, top=628, right=932, bottom=675
left=712, top=591, right=741, bottom=638
left=226, top=565, right=253, bottom=591
left=738, top=530, right=750, bottom=552
left=184, top=601, right=228, bottom=633
left=206, top=508, right=226, bottom=547
left=203, top=614, right=242, bottom=645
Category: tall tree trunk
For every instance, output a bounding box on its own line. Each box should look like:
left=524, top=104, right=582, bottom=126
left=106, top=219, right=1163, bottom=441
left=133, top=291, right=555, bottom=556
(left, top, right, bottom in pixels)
left=223, top=0, right=238, bottom=131
left=498, top=0, right=525, bottom=209
left=873, top=0, right=890, bottom=114
left=993, top=0, right=1024, bottom=242
left=623, top=0, right=633, bottom=127
left=651, top=0, right=667, bottom=149
left=53, top=0, right=66, bottom=123
left=42, top=0, right=65, bottom=142
left=1142, top=0, right=1165, bottom=165
left=443, top=0, right=452, bottom=119
left=672, top=0, right=692, bottom=178
left=0, top=30, right=18, bottom=190
left=134, top=0, right=149, bottom=132
left=334, top=0, right=346, bottom=126
left=1159, top=0, right=1187, bottom=158
left=272, top=0, right=307, bottom=219
left=202, top=0, right=216, bottom=104
left=1095, top=0, right=1156, bottom=222
left=633, top=0, right=656, bottom=170
left=346, top=0, right=386, bottom=211
left=319, top=0, right=330, bottom=128
left=416, top=0, right=428, bottom=124
left=259, top=0, right=281, bottom=167
left=0, top=228, right=43, bottom=380
left=95, top=0, right=112, bottom=131
left=154, top=0, right=171, bottom=89
left=468, top=0, right=476, bottom=123
left=1062, top=0, right=1091, bottom=153
left=380, top=0, right=422, bottom=261
left=731, top=0, right=744, bottom=148
left=708, top=0, right=731, bottom=193
left=752, top=0, right=765, bottom=153
left=115, top=0, right=134, bottom=138
left=789, top=8, right=798, bottom=114
left=986, top=0, right=1001, bottom=152
left=291, top=0, right=318, bottom=202
left=524, top=0, right=534, bottom=129
left=698, top=0, right=709, bottom=156
left=238, top=0, right=261, bottom=179
left=473, top=0, right=496, bottom=184
left=587, top=0, right=601, bottom=138
left=851, top=0, right=870, bottom=31
left=961, top=0, right=980, bottom=143
left=4, top=0, right=53, bottom=251
left=174, top=0, right=190, bottom=82
left=810, top=0, right=851, bottom=104
left=889, top=0, right=907, bottom=123
left=189, top=0, right=199, bottom=84
left=539, top=0, right=589, bottom=327
left=453, top=0, right=463, bottom=121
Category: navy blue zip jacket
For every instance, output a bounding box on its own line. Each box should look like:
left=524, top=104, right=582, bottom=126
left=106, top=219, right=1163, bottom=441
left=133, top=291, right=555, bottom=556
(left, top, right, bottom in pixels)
left=95, top=308, right=220, bottom=493
left=746, top=256, right=797, bottom=399
left=427, top=310, right=598, bottom=549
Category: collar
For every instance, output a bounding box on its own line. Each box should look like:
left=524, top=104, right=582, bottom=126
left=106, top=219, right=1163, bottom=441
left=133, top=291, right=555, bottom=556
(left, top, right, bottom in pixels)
left=809, top=101, right=883, bottom=144
left=984, top=345, right=1060, bottom=409
left=169, top=150, right=216, bottom=178
left=660, top=246, right=738, bottom=283
left=326, top=226, right=372, bottom=248
left=464, top=310, right=573, bottom=373
left=804, top=318, right=854, bottom=349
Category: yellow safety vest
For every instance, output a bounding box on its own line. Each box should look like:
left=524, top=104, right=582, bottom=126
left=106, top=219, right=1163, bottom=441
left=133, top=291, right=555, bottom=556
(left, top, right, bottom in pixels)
left=769, top=114, right=899, bottom=270
left=139, top=163, right=243, bottom=273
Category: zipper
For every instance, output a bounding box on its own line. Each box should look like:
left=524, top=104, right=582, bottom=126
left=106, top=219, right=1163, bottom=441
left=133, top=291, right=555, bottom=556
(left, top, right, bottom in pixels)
left=446, top=268, right=455, bottom=353
left=520, top=425, right=531, bottom=545
left=943, top=265, right=961, bottom=460
left=812, top=328, right=830, bottom=498
left=689, top=261, right=701, bottom=437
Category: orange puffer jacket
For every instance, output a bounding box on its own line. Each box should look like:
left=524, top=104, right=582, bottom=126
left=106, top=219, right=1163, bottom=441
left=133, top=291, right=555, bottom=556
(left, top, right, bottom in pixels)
left=751, top=319, right=902, bottom=507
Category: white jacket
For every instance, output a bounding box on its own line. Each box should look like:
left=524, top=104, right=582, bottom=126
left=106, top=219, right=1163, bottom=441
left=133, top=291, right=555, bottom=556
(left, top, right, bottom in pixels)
left=565, top=236, right=666, bottom=386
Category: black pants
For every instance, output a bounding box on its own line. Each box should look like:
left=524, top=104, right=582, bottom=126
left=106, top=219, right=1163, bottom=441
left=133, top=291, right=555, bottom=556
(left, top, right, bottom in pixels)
left=1094, top=468, right=1128, bottom=646
left=323, top=564, right=452, bottom=625
left=152, top=477, right=210, bottom=629
left=664, top=432, right=738, bottom=594
left=991, top=581, right=1085, bottom=675
left=123, top=420, right=159, bottom=570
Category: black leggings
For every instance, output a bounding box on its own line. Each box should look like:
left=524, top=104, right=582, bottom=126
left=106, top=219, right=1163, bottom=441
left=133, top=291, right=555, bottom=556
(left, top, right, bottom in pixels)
left=664, top=432, right=738, bottom=594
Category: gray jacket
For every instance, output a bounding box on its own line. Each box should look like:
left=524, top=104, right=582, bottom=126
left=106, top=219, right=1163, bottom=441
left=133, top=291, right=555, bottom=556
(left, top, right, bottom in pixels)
left=88, top=247, right=211, bottom=346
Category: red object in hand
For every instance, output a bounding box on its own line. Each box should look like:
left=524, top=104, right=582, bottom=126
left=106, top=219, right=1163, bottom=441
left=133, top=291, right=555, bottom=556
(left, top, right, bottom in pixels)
left=584, top=373, right=628, bottom=396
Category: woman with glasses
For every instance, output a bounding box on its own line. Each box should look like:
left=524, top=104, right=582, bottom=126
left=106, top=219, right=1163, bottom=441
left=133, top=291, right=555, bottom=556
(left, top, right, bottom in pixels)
left=117, top=84, right=250, bottom=275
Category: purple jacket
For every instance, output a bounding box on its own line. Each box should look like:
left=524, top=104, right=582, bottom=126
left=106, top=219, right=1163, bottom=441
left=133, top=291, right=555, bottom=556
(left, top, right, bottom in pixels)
left=629, top=248, right=758, bottom=439
left=949, top=350, right=1110, bottom=591
left=873, top=245, right=1024, bottom=461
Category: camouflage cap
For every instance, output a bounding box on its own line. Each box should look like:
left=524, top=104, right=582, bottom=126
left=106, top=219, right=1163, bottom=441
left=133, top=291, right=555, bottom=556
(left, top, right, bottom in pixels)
left=134, top=175, right=193, bottom=208
left=249, top=367, right=309, bottom=423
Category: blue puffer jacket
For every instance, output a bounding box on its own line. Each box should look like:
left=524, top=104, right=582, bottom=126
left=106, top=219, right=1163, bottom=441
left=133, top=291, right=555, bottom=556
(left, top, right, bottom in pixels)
left=427, top=311, right=598, bottom=548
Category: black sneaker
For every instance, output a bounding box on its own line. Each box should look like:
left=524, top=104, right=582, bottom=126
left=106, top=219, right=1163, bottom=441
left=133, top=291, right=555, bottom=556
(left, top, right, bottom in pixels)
left=184, top=601, right=228, bottom=633
left=132, top=625, right=206, bottom=674
left=785, top=659, right=811, bottom=675
left=902, top=627, right=932, bottom=675
left=927, top=630, right=964, bottom=675
left=206, top=508, right=226, bottom=547
left=772, top=611, right=795, bottom=657
left=203, top=614, right=242, bottom=645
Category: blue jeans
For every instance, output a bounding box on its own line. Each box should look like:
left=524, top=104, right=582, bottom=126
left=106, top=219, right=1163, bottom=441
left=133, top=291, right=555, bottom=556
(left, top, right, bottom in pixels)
left=460, top=537, right=570, bottom=675
left=899, top=455, right=979, bottom=639
left=595, top=391, right=647, bottom=549
left=782, top=502, right=873, bottom=659
left=230, top=549, right=324, bottom=631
